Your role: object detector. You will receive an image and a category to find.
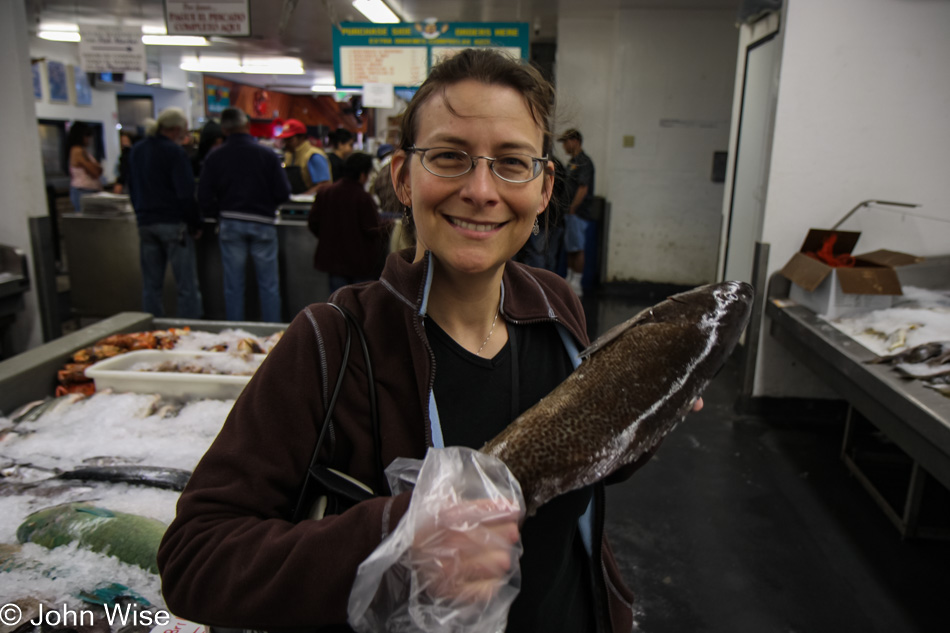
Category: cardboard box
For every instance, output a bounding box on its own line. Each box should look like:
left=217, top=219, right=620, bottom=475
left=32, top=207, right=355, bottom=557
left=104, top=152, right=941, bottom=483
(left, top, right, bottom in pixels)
left=780, top=229, right=922, bottom=318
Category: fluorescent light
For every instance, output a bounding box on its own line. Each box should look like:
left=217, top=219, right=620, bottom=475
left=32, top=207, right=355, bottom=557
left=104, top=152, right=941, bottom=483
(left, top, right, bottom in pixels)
left=180, top=56, right=243, bottom=73
left=143, top=35, right=209, bottom=46
left=39, top=31, right=81, bottom=42
left=352, top=0, right=399, bottom=23
left=311, top=85, right=362, bottom=94
left=180, top=56, right=304, bottom=75
left=241, top=57, right=304, bottom=74
left=39, top=22, right=79, bottom=32
left=141, top=25, right=168, bottom=35
left=146, top=78, right=162, bottom=85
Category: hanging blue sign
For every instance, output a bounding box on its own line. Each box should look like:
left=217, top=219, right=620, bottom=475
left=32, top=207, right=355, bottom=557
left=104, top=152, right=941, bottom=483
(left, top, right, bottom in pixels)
left=332, top=21, right=530, bottom=90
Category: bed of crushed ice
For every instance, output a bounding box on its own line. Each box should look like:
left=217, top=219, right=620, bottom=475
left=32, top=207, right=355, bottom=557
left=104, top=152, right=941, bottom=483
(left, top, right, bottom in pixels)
left=825, top=286, right=950, bottom=356
left=0, top=329, right=278, bottom=611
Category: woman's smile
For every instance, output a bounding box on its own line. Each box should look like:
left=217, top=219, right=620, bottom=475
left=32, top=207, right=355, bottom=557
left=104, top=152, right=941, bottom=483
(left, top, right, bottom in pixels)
left=446, top=215, right=507, bottom=235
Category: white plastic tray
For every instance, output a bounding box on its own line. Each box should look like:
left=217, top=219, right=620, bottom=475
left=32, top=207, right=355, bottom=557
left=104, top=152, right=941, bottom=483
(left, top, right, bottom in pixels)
left=84, top=350, right=266, bottom=400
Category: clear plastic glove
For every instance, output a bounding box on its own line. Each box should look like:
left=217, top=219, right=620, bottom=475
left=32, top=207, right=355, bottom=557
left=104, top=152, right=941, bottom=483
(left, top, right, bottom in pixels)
left=348, top=446, right=525, bottom=633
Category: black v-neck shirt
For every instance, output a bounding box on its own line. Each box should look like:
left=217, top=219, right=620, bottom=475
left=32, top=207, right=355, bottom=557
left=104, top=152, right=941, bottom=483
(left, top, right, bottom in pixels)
left=425, top=318, right=594, bottom=633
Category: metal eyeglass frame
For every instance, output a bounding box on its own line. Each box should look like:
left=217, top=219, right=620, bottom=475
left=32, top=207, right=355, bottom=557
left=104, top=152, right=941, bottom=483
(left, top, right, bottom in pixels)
left=407, top=146, right=549, bottom=183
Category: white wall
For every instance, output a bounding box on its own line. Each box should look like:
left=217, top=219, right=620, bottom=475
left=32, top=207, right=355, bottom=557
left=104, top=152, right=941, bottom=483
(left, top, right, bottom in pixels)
left=557, top=8, right=738, bottom=285
left=753, top=0, right=950, bottom=397
left=31, top=38, right=121, bottom=182
left=1, top=1, right=50, bottom=352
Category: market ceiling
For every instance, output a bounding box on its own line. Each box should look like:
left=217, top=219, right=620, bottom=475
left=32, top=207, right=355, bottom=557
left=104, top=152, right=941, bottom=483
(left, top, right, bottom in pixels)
left=26, top=0, right=741, bottom=94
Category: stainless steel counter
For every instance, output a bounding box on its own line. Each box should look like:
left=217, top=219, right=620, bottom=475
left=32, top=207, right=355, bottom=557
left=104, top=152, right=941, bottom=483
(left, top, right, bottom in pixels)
left=60, top=212, right=330, bottom=321
left=766, top=292, right=950, bottom=538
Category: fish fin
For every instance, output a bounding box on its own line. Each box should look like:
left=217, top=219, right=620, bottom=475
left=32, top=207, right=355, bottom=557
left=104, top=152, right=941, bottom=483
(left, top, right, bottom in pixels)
left=579, top=307, right=655, bottom=359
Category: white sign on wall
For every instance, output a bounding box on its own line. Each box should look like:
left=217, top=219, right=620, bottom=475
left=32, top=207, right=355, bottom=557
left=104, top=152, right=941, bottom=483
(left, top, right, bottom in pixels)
left=78, top=25, right=146, bottom=72
left=338, top=47, right=428, bottom=88
left=165, top=0, right=250, bottom=36
left=362, top=83, right=395, bottom=109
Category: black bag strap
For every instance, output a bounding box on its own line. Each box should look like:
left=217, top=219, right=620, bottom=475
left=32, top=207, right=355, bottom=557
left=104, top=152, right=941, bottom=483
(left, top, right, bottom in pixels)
left=291, top=303, right=385, bottom=521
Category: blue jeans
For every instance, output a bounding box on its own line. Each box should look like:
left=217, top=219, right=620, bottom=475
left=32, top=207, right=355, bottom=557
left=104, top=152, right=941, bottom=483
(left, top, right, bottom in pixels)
left=69, top=187, right=99, bottom=212
left=219, top=218, right=282, bottom=322
left=564, top=215, right=589, bottom=253
left=522, top=225, right=564, bottom=273
left=138, top=223, right=203, bottom=318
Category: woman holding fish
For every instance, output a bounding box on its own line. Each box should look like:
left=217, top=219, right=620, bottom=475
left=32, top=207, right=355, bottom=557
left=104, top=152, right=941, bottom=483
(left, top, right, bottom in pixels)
left=159, top=49, right=699, bottom=632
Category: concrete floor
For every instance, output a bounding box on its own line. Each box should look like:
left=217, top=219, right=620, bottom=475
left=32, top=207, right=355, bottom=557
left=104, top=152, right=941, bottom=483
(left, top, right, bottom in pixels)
left=585, top=290, right=950, bottom=633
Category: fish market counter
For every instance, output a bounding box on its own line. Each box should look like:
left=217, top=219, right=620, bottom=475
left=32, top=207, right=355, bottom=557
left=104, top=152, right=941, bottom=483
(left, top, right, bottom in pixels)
left=0, top=315, right=289, bottom=618
left=0, top=313, right=283, bottom=414
left=60, top=211, right=328, bottom=322
left=765, top=283, right=950, bottom=538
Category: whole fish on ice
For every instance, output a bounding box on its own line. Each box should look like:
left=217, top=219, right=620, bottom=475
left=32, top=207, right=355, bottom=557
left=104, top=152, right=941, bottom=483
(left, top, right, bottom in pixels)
left=481, top=281, right=754, bottom=515
left=57, top=465, right=192, bottom=491
left=16, top=502, right=166, bottom=573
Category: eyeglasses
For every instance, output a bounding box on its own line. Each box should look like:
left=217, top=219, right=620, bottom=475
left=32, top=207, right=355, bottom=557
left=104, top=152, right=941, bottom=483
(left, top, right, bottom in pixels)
left=407, top=146, right=549, bottom=183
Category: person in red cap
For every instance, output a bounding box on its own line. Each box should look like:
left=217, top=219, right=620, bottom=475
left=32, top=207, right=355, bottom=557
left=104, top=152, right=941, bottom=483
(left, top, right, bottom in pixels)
left=276, top=118, right=330, bottom=194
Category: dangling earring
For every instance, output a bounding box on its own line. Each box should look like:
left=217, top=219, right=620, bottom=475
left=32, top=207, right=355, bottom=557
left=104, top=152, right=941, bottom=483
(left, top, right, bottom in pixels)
left=532, top=216, right=540, bottom=235
left=403, top=206, right=413, bottom=226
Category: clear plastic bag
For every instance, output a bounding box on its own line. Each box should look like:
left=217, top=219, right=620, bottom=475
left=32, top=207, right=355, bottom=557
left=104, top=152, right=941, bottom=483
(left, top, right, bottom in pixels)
left=347, top=446, right=525, bottom=633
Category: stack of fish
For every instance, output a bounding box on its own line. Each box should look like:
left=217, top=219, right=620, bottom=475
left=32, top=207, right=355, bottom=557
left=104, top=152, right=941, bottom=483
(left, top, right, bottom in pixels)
left=868, top=341, right=950, bottom=397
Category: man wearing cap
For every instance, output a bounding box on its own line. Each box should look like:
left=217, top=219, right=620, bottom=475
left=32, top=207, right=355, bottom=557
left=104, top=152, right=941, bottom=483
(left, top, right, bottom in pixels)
left=559, top=128, right=595, bottom=298
left=276, top=119, right=330, bottom=195
left=199, top=107, right=291, bottom=322
left=128, top=106, right=203, bottom=318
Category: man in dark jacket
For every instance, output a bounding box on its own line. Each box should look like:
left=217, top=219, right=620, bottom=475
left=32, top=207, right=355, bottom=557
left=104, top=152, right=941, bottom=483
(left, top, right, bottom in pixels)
left=307, top=152, right=385, bottom=292
left=198, top=107, right=291, bottom=322
left=128, top=107, right=203, bottom=318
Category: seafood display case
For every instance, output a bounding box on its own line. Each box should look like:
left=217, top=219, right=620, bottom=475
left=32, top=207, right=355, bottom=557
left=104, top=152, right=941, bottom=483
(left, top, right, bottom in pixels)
left=0, top=312, right=283, bottom=415
left=0, top=315, right=287, bottom=622
left=59, top=211, right=330, bottom=322
left=765, top=255, right=950, bottom=538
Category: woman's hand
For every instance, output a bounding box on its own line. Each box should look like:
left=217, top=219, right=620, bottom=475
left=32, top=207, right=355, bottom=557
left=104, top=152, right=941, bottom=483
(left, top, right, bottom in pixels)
left=409, top=497, right=521, bottom=604
left=692, top=397, right=704, bottom=412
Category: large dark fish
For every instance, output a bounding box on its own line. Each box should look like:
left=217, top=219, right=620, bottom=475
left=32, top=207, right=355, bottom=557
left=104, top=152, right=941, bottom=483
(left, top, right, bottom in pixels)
left=481, top=281, right=754, bottom=515
left=57, top=465, right=192, bottom=491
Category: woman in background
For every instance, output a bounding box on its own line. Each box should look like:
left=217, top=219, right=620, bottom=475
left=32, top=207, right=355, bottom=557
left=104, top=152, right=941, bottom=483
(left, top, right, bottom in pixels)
left=67, top=122, right=102, bottom=212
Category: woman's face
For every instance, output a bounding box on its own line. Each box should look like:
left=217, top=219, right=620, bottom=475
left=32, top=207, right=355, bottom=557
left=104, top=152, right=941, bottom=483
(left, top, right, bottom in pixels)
left=391, top=80, right=553, bottom=276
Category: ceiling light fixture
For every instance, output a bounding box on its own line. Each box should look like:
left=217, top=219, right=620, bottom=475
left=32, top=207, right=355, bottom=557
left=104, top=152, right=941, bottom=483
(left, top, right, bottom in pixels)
left=311, top=85, right=362, bottom=94
left=352, top=0, right=400, bottom=24
left=242, top=57, right=305, bottom=74
left=180, top=56, right=243, bottom=73
left=142, top=35, right=209, bottom=46
left=38, top=31, right=82, bottom=42
left=180, top=56, right=304, bottom=75
left=38, top=22, right=79, bottom=32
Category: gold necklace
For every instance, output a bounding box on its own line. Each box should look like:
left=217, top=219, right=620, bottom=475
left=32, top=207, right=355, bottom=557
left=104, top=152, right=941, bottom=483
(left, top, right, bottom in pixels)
left=475, top=307, right=500, bottom=357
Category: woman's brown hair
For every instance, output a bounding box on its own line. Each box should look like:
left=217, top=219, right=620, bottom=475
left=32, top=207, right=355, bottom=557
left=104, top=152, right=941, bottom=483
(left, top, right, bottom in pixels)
left=397, top=49, right=556, bottom=158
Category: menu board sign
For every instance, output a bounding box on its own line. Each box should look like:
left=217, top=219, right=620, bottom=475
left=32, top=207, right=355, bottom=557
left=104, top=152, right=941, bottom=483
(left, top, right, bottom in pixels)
left=164, top=0, right=250, bottom=36
left=333, top=22, right=529, bottom=90
left=78, top=25, right=146, bottom=73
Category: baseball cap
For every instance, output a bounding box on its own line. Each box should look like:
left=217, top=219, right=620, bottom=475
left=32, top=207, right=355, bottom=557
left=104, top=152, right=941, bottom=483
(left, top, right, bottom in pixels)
left=276, top=119, right=307, bottom=139
left=558, top=128, right=582, bottom=142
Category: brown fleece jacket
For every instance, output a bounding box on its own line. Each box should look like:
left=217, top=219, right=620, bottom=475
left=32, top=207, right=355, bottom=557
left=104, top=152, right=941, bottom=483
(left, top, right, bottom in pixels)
left=158, top=249, right=647, bottom=632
